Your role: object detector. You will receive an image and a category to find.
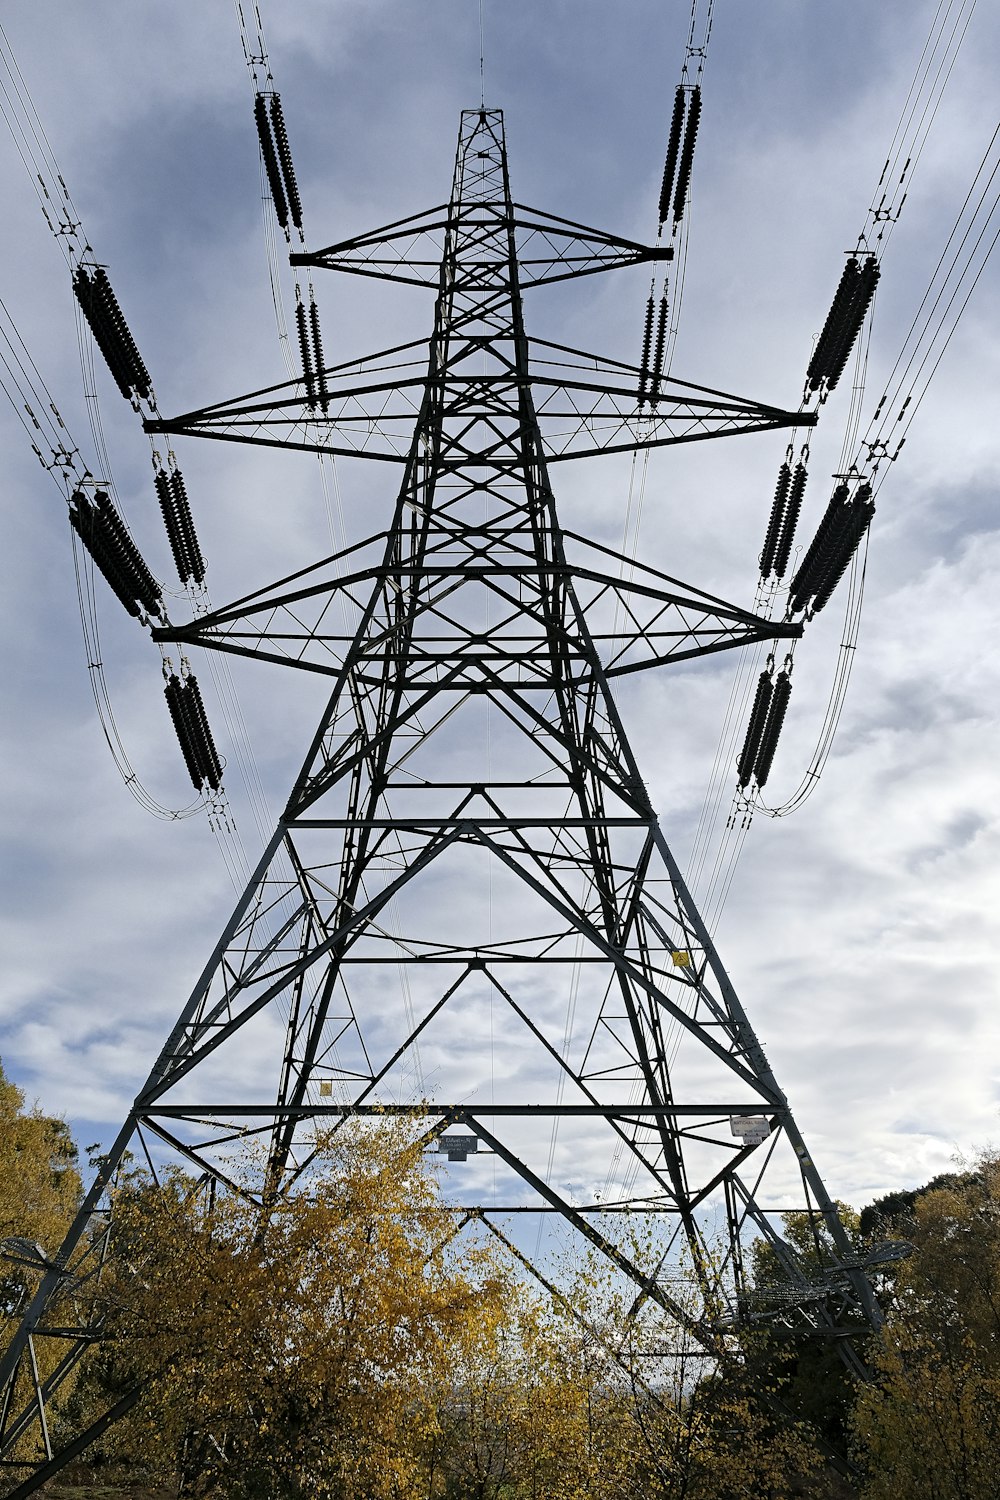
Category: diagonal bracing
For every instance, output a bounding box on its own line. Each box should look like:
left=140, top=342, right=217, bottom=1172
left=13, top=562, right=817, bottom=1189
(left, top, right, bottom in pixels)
left=0, top=107, right=881, bottom=1490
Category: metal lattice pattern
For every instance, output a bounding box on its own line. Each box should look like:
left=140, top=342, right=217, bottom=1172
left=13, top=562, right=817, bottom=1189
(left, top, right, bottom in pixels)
left=0, top=108, right=878, bottom=1491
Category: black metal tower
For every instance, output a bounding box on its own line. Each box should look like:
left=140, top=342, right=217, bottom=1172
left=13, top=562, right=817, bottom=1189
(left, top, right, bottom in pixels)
left=0, top=107, right=884, bottom=1489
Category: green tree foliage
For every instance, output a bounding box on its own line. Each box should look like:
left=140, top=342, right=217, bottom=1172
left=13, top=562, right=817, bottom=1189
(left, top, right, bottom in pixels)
left=852, top=1152, right=1000, bottom=1500
left=739, top=1205, right=865, bottom=1456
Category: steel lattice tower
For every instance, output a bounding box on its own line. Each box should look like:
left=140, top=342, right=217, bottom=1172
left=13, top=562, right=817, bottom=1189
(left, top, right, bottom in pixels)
left=1, top=108, right=885, bottom=1489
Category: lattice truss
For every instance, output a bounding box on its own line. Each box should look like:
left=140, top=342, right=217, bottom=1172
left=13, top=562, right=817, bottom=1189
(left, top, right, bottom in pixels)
left=1, top=108, right=886, bottom=1486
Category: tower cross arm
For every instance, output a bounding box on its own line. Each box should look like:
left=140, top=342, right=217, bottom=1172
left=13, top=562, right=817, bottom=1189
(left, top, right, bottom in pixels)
left=511, top=200, right=673, bottom=287
left=291, top=201, right=671, bottom=288
left=290, top=202, right=452, bottom=287
left=149, top=530, right=802, bottom=682
left=145, top=355, right=814, bottom=464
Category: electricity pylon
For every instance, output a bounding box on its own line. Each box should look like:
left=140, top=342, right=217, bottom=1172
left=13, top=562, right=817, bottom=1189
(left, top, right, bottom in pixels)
left=0, top=108, right=886, bottom=1491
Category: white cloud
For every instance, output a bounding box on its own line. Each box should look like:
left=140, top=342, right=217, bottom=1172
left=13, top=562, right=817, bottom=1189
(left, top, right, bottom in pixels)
left=1, top=0, right=998, bottom=1244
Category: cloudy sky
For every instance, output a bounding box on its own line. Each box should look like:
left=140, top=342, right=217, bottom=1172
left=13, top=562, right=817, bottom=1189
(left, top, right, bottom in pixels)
left=1, top=0, right=999, bottom=1219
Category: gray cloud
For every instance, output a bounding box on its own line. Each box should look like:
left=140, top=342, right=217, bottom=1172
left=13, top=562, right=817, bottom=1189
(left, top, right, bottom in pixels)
left=1, top=0, right=998, bottom=1222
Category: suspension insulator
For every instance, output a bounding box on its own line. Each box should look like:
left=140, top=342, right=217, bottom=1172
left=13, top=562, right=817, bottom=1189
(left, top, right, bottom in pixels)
left=308, top=298, right=330, bottom=413
left=94, top=490, right=161, bottom=615
left=73, top=269, right=127, bottom=396
left=70, top=489, right=162, bottom=619
left=269, top=94, right=303, bottom=232
left=759, top=463, right=790, bottom=578
left=164, top=674, right=223, bottom=792
left=806, top=259, right=859, bottom=392
left=296, top=299, right=316, bottom=408
left=170, top=469, right=206, bottom=586
left=637, top=296, right=655, bottom=404
left=787, top=482, right=850, bottom=613
left=254, top=93, right=288, bottom=230
left=822, top=256, right=879, bottom=393
left=73, top=267, right=151, bottom=402
left=810, top=485, right=875, bottom=613
left=164, top=673, right=204, bottom=789
left=658, top=88, right=686, bottom=226
left=672, top=86, right=701, bottom=225
left=737, top=671, right=774, bottom=788
left=753, top=671, right=792, bottom=789
left=773, top=463, right=808, bottom=579
left=70, top=493, right=138, bottom=618
left=649, top=295, right=669, bottom=401
left=806, top=255, right=880, bottom=393
left=92, top=269, right=151, bottom=401
left=156, top=469, right=192, bottom=584
left=184, top=674, right=223, bottom=790
left=794, top=484, right=869, bottom=613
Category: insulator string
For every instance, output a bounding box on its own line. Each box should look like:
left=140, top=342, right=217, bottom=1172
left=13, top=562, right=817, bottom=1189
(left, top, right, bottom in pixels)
left=691, top=0, right=987, bottom=926
left=0, top=20, right=271, bottom=861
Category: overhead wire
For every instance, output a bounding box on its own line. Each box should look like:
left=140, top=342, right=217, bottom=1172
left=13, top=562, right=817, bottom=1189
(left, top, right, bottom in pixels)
left=0, top=288, right=199, bottom=823
left=753, top=103, right=1000, bottom=823
left=233, top=0, right=428, bottom=1104
left=661, top=0, right=714, bottom=382
left=862, top=116, right=1000, bottom=492
left=685, top=0, right=984, bottom=918
left=0, top=18, right=285, bottom=890
left=0, top=290, right=205, bottom=822
left=579, top=0, right=720, bottom=1220
left=610, top=0, right=715, bottom=632
left=0, top=20, right=85, bottom=270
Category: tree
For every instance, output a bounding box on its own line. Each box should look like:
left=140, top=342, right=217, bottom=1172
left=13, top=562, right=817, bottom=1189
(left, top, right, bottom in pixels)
left=70, top=1145, right=832, bottom=1500
left=83, top=1124, right=512, bottom=1499
left=426, top=1294, right=645, bottom=1500
left=738, top=1204, right=867, bottom=1459
left=0, top=1058, right=81, bottom=1310
left=852, top=1151, right=1000, bottom=1500
left=0, top=1058, right=82, bottom=1479
left=427, top=1235, right=828, bottom=1500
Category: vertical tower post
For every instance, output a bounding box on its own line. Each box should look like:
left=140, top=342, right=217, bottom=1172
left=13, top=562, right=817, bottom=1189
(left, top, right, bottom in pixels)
left=0, top=109, right=881, bottom=1490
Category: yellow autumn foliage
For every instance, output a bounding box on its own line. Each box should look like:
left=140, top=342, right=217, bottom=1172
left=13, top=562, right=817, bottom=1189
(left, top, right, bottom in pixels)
left=0, top=1060, right=80, bottom=1268
left=92, top=1124, right=508, bottom=1499
left=0, top=1059, right=82, bottom=1471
